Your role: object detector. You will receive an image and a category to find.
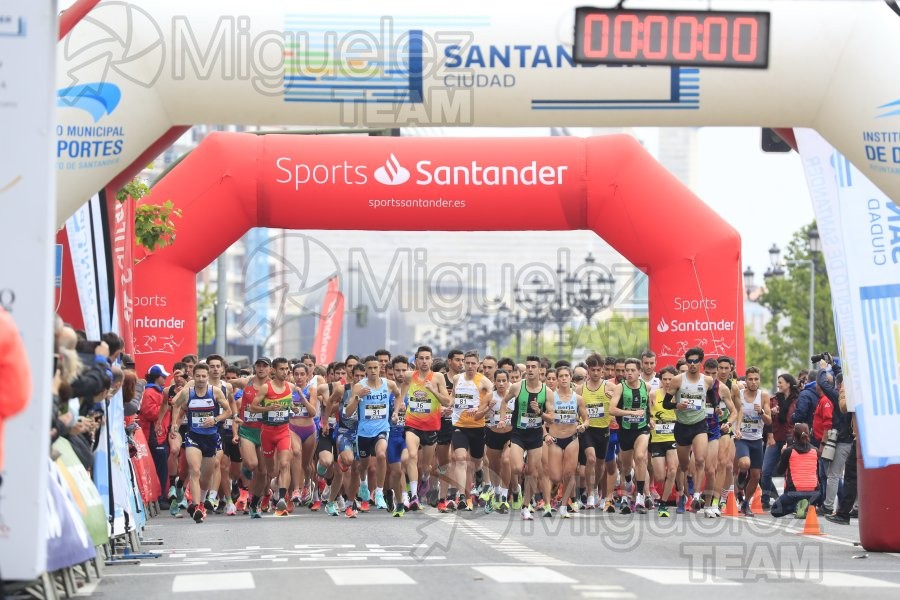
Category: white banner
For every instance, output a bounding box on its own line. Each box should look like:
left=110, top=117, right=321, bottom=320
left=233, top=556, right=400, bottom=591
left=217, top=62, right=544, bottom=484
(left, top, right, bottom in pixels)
left=65, top=200, right=101, bottom=339
left=0, top=0, right=58, bottom=580
left=797, top=129, right=900, bottom=468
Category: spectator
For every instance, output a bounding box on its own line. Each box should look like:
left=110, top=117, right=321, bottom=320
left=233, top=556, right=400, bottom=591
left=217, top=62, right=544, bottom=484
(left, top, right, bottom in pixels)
left=791, top=370, right=820, bottom=441
left=826, top=378, right=858, bottom=525
left=761, top=373, right=799, bottom=508
left=771, top=423, right=820, bottom=519
left=137, top=364, right=171, bottom=509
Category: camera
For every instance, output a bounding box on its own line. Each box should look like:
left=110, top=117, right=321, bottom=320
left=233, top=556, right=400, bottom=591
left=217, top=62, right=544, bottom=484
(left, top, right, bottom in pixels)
left=810, top=352, right=832, bottom=364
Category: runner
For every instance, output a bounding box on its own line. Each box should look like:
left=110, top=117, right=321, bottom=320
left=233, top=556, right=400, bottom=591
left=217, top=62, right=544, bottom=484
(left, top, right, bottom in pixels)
left=715, top=356, right=741, bottom=513
left=205, top=354, right=235, bottom=515
left=249, top=357, right=304, bottom=517
left=483, top=369, right=514, bottom=513
left=544, top=365, right=588, bottom=518
left=649, top=367, right=679, bottom=517
left=402, top=346, right=452, bottom=512
left=168, top=363, right=232, bottom=523
left=388, top=356, right=411, bottom=517
left=639, top=351, right=660, bottom=393
left=576, top=354, right=616, bottom=511
left=288, top=363, right=319, bottom=509
left=317, top=363, right=345, bottom=516
left=609, top=359, right=652, bottom=514
left=435, top=349, right=464, bottom=510
left=449, top=350, right=493, bottom=512
left=334, top=363, right=365, bottom=518
left=734, top=366, right=771, bottom=516
left=663, top=347, right=715, bottom=515
left=345, top=355, right=402, bottom=512
left=233, top=357, right=270, bottom=518
left=500, top=356, right=552, bottom=521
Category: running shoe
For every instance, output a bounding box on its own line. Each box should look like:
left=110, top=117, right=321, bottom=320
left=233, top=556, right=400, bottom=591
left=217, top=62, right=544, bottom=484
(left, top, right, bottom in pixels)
left=276, top=497, right=288, bottom=512
left=543, top=506, right=553, bottom=518
left=484, top=501, right=494, bottom=515
left=374, top=490, right=388, bottom=510
left=291, top=489, right=302, bottom=507
left=437, top=500, right=449, bottom=513
left=710, top=504, right=722, bottom=518
left=325, top=502, right=338, bottom=516
left=740, top=500, right=754, bottom=518
left=225, top=500, right=237, bottom=516
left=299, top=485, right=312, bottom=506
left=704, top=506, right=716, bottom=519
left=345, top=506, right=357, bottom=519
left=214, top=500, right=226, bottom=515
left=446, top=499, right=457, bottom=512
left=249, top=506, right=261, bottom=519
left=568, top=500, right=580, bottom=514
left=560, top=511, right=572, bottom=519
left=260, top=492, right=272, bottom=513
left=464, top=496, right=475, bottom=512
left=624, top=481, right=635, bottom=496
left=511, top=493, right=523, bottom=511
left=586, top=496, right=596, bottom=510
left=498, top=500, right=510, bottom=514
left=408, top=496, right=420, bottom=512
left=536, top=499, right=546, bottom=511
left=676, top=496, right=686, bottom=514
left=357, top=499, right=370, bottom=513
left=604, top=499, right=616, bottom=513
left=521, top=508, right=534, bottom=521
left=204, top=498, right=218, bottom=513
left=167, top=485, right=177, bottom=501
left=335, top=496, right=346, bottom=512
left=479, top=487, right=494, bottom=503
left=635, top=501, right=647, bottom=515
left=620, top=502, right=632, bottom=515
left=392, top=507, right=405, bottom=518
left=691, top=496, right=703, bottom=512
left=192, top=508, right=205, bottom=523
left=170, top=501, right=182, bottom=517
left=322, top=484, right=332, bottom=502
left=658, top=504, right=671, bottom=518
left=310, top=500, right=322, bottom=512
left=359, top=482, right=371, bottom=503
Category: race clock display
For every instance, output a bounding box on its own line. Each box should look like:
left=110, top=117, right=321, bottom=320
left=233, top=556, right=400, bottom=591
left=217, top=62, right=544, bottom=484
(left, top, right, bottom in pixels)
left=574, top=8, right=770, bottom=68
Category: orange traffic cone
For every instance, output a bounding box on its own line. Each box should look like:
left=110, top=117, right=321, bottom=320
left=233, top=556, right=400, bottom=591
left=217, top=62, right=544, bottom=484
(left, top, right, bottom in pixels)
left=750, top=488, right=764, bottom=514
left=722, top=490, right=739, bottom=516
left=799, top=505, right=824, bottom=535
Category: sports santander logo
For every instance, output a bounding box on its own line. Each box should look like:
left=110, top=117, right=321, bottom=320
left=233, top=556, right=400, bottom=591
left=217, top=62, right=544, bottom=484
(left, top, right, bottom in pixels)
left=656, top=318, right=670, bottom=333
left=374, top=154, right=410, bottom=185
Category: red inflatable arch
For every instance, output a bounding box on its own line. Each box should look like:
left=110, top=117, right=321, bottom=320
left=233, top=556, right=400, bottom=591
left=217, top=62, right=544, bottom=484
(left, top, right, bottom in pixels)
left=131, top=132, right=743, bottom=372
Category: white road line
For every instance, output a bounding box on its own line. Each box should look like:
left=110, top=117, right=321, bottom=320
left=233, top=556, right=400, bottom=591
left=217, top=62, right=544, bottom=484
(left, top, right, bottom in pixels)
left=168, top=554, right=186, bottom=558
left=172, top=572, right=255, bottom=593
left=326, top=567, right=415, bottom=586
left=618, top=568, right=740, bottom=586
left=474, top=566, right=577, bottom=584
left=140, top=562, right=209, bottom=568
left=572, top=586, right=628, bottom=591
left=817, top=573, right=900, bottom=587
left=580, top=593, right=636, bottom=599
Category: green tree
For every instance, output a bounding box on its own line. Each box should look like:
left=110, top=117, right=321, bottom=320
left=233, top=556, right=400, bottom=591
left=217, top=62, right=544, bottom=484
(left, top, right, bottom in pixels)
left=196, top=285, right=216, bottom=350
left=500, top=315, right=650, bottom=361
left=117, top=178, right=182, bottom=254
left=750, top=221, right=836, bottom=378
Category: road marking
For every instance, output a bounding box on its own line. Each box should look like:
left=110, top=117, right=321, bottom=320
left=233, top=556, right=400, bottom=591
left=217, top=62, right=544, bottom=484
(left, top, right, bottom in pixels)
left=817, top=573, right=900, bottom=587
left=618, top=568, right=740, bottom=586
left=168, top=554, right=185, bottom=558
left=474, top=566, right=577, bottom=584
left=172, top=572, right=255, bottom=593
left=580, top=593, right=636, bottom=599
left=141, top=562, right=209, bottom=568
left=326, top=568, right=415, bottom=586
left=75, top=580, right=100, bottom=596
left=572, top=586, right=627, bottom=591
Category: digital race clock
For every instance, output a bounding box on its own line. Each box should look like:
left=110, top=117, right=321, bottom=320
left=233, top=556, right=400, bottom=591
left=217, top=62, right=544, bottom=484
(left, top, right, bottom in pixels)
left=573, top=7, right=770, bottom=69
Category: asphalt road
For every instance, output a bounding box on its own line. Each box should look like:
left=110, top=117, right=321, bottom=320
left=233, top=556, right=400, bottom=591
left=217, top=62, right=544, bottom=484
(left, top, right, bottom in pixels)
left=83, top=502, right=900, bottom=599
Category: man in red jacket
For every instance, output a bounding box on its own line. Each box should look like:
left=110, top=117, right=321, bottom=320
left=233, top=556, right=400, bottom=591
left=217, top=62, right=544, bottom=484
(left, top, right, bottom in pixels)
left=138, top=364, right=170, bottom=508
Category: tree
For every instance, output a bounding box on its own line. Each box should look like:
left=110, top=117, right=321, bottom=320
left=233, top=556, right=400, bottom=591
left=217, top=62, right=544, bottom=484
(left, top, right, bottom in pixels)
left=499, top=315, right=650, bottom=362
left=196, top=285, right=216, bottom=349
left=750, top=221, right=836, bottom=379
left=117, top=178, right=182, bottom=254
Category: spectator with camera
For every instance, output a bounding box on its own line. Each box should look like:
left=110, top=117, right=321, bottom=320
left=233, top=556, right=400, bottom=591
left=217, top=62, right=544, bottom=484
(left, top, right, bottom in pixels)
left=791, top=354, right=827, bottom=445
left=771, top=422, right=820, bottom=519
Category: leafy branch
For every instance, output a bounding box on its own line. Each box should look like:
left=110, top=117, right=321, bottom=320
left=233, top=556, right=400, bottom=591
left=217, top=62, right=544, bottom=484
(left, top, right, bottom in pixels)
left=117, top=178, right=182, bottom=253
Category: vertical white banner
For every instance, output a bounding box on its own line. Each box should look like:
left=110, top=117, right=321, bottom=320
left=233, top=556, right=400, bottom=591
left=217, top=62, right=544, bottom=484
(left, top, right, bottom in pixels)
left=797, top=129, right=900, bottom=468
left=0, top=0, right=57, bottom=580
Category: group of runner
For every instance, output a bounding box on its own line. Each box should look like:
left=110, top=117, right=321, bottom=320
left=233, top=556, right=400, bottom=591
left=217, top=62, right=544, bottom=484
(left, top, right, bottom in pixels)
left=153, top=345, right=770, bottom=523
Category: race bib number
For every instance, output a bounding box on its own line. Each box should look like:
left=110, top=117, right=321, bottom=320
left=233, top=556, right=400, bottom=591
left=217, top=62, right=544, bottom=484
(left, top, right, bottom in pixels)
left=396, top=413, right=406, bottom=428
left=327, top=416, right=337, bottom=426
left=455, top=395, right=477, bottom=411
left=243, top=408, right=260, bottom=423
left=409, top=400, right=431, bottom=414
left=625, top=415, right=644, bottom=424
left=223, top=418, right=233, bottom=429
left=587, top=405, right=605, bottom=419
left=520, top=416, right=542, bottom=429
left=705, top=406, right=715, bottom=418
left=364, top=403, right=387, bottom=420
left=191, top=411, right=213, bottom=427
left=741, top=416, right=760, bottom=435
left=687, top=396, right=704, bottom=411
left=269, top=409, right=289, bottom=421
left=655, top=422, right=675, bottom=435
left=294, top=404, right=311, bottom=418
left=555, top=410, right=577, bottom=425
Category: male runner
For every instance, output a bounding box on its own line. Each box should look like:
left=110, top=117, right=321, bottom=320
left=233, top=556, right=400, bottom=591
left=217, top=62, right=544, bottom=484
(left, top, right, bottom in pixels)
left=387, top=356, right=411, bottom=517
left=435, top=349, right=464, bottom=509
left=609, top=359, right=652, bottom=514
left=249, top=357, right=303, bottom=517
left=205, top=354, right=236, bottom=515
left=233, top=357, right=270, bottom=518
left=649, top=367, right=679, bottom=517
left=169, top=363, right=232, bottom=523
left=639, top=351, right=660, bottom=393
left=449, top=350, right=493, bottom=511
left=346, top=355, right=402, bottom=511
left=500, top=356, right=552, bottom=520
left=734, top=366, right=770, bottom=516
left=577, top=353, right=616, bottom=511
left=401, top=346, right=452, bottom=511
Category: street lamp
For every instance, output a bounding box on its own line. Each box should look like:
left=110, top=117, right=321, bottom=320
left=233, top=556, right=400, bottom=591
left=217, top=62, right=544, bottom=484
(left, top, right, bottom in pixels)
left=743, top=266, right=755, bottom=299
left=484, top=299, right=510, bottom=357
left=515, top=276, right=550, bottom=356
left=200, top=313, right=209, bottom=354
left=541, top=264, right=575, bottom=361
left=763, top=224, right=821, bottom=361
left=566, top=253, right=616, bottom=322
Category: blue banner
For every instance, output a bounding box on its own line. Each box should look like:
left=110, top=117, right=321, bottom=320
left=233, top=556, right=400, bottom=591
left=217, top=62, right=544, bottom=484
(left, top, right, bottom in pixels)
left=46, top=460, right=96, bottom=572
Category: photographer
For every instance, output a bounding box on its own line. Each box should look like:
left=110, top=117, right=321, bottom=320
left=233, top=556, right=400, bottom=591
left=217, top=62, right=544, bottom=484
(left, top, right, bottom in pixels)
left=771, top=422, right=820, bottom=519
left=791, top=354, right=826, bottom=443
